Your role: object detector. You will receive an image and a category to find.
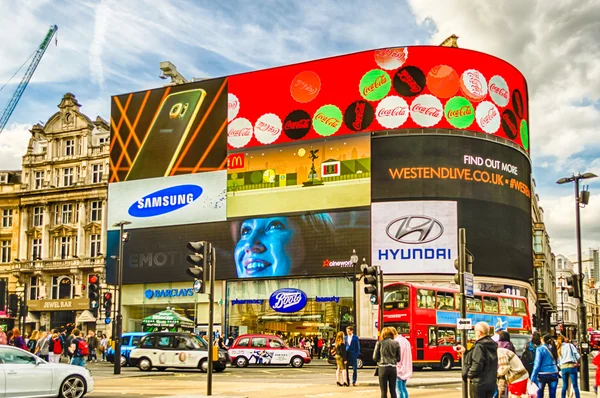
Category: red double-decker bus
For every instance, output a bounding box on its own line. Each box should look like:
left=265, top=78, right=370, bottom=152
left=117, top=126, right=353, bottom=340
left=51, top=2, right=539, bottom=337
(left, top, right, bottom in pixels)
left=383, top=282, right=532, bottom=370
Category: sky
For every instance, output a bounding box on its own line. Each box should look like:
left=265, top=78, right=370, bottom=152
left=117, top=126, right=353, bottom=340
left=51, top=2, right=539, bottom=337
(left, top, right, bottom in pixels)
left=0, top=0, right=599, bottom=260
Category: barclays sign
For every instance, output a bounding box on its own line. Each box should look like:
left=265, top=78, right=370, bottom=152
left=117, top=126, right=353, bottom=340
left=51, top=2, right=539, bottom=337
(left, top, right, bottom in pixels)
left=128, top=184, right=203, bottom=218
left=145, top=288, right=194, bottom=299
left=269, top=288, right=307, bottom=313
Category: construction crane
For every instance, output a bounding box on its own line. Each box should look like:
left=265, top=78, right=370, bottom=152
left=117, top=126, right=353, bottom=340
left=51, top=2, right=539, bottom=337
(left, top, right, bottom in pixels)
left=0, top=24, right=58, bottom=134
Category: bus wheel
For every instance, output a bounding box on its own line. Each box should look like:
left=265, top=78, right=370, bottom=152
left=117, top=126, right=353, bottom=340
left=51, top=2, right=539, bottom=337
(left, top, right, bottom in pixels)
left=440, top=354, right=454, bottom=371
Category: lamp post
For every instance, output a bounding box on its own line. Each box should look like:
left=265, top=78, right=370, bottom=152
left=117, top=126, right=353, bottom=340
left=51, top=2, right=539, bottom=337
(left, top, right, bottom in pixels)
left=557, top=172, right=597, bottom=391
left=112, top=220, right=131, bottom=375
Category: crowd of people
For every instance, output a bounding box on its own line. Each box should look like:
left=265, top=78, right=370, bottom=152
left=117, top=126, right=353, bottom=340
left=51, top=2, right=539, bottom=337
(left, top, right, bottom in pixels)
left=0, top=326, right=110, bottom=367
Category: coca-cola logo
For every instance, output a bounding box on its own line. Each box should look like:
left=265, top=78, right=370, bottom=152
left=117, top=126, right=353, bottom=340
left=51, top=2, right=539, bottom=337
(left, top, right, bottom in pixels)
left=488, top=75, right=509, bottom=108
left=444, top=96, right=474, bottom=129
left=315, top=113, right=341, bottom=128
left=410, top=94, right=443, bottom=127
left=460, top=69, right=488, bottom=102
left=290, top=71, right=321, bottom=103
left=344, top=100, right=374, bottom=132
left=269, top=288, right=307, bottom=313
left=227, top=118, right=253, bottom=148
left=374, top=47, right=408, bottom=70
left=228, top=93, right=240, bottom=121
left=512, top=89, right=524, bottom=119
left=490, top=84, right=508, bottom=99
left=476, top=101, right=500, bottom=134
left=359, top=70, right=391, bottom=101
left=229, top=127, right=252, bottom=137
left=447, top=105, right=472, bottom=119
left=412, top=104, right=442, bottom=117
left=283, top=110, right=312, bottom=140
left=376, top=96, right=409, bottom=129
left=362, top=75, right=389, bottom=98
left=254, top=113, right=282, bottom=144
left=394, top=66, right=426, bottom=97
left=501, top=109, right=518, bottom=139
left=313, top=104, right=343, bottom=137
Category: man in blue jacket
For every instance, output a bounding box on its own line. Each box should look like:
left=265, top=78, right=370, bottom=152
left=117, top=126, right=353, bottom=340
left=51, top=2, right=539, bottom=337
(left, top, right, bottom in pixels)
left=345, top=326, right=360, bottom=386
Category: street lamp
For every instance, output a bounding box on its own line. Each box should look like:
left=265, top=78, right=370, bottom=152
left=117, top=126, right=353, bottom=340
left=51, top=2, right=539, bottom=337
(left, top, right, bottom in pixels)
left=556, top=172, right=597, bottom=391
left=112, top=220, right=131, bottom=375
left=347, top=249, right=361, bottom=328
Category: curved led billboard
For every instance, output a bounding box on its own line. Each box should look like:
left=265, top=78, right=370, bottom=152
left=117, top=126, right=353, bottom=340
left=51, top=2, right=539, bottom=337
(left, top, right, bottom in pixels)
left=229, top=46, right=529, bottom=152
left=371, top=134, right=532, bottom=282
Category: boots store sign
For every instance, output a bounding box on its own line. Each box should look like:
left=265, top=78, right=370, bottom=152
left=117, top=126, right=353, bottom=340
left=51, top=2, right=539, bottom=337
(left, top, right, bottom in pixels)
left=269, top=288, right=307, bottom=313
left=371, top=201, right=458, bottom=274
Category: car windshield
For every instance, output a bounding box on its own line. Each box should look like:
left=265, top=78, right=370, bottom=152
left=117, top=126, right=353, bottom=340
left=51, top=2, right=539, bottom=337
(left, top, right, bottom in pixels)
left=193, top=335, right=208, bottom=348
left=510, top=334, right=530, bottom=355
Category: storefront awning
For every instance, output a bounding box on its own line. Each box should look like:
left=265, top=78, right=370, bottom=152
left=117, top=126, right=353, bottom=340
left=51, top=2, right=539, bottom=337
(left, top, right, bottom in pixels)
left=142, top=309, right=194, bottom=330
left=76, top=310, right=97, bottom=323
left=25, top=312, right=39, bottom=323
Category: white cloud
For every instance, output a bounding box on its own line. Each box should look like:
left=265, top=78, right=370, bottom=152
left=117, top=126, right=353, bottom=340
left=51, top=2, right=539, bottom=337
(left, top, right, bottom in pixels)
left=0, top=123, right=31, bottom=170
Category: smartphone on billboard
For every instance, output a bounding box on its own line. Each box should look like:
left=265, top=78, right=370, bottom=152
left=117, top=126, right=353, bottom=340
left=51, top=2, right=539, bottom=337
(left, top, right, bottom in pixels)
left=125, top=88, right=206, bottom=181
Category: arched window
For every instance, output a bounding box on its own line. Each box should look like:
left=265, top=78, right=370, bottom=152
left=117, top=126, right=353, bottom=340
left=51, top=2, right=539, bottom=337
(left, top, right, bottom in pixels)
left=52, top=276, right=73, bottom=299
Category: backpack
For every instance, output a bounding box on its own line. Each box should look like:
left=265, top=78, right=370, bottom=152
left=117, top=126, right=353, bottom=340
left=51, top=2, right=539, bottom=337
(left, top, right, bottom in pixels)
left=52, top=337, right=63, bottom=355
left=49, top=337, right=54, bottom=352
left=26, top=339, right=36, bottom=352
left=520, top=342, right=535, bottom=366
left=75, top=338, right=89, bottom=356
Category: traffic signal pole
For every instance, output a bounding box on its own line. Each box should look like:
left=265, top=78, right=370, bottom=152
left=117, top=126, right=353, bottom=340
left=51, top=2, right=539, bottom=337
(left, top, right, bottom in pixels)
left=378, top=266, right=384, bottom=336
left=207, top=245, right=215, bottom=396
left=458, top=228, right=468, bottom=398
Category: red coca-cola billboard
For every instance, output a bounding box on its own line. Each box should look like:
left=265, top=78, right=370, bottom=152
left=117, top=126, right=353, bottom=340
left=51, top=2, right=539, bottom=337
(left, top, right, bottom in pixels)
left=228, top=46, right=530, bottom=153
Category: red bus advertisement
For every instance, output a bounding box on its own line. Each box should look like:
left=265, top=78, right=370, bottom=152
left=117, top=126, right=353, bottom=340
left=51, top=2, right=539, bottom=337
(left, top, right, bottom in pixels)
left=383, top=282, right=532, bottom=370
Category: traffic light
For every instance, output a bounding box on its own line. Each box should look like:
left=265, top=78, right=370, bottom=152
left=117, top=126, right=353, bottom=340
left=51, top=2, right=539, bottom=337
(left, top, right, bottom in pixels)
left=103, top=292, right=112, bottom=318
left=454, top=258, right=463, bottom=285
left=88, top=274, right=100, bottom=311
left=363, top=264, right=379, bottom=302
left=186, top=241, right=209, bottom=294
left=566, top=275, right=581, bottom=299
left=8, top=294, right=17, bottom=316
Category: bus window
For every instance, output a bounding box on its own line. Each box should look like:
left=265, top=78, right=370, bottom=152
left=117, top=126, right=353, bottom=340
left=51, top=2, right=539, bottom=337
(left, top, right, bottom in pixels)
left=428, top=326, right=437, bottom=346
left=484, top=297, right=499, bottom=314
left=418, top=289, right=436, bottom=309
left=438, top=327, right=456, bottom=346
left=467, top=296, right=482, bottom=312
left=514, top=299, right=527, bottom=315
left=499, top=298, right=514, bottom=315
left=437, top=292, right=455, bottom=310
left=388, top=322, right=410, bottom=334
left=384, top=284, right=409, bottom=310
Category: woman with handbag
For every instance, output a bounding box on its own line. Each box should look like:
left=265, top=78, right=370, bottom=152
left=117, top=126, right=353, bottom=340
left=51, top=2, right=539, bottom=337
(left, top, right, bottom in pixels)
left=558, top=336, right=581, bottom=398
left=333, top=331, right=348, bottom=386
left=531, top=334, right=560, bottom=398
left=373, top=327, right=401, bottom=398
left=497, top=345, right=529, bottom=397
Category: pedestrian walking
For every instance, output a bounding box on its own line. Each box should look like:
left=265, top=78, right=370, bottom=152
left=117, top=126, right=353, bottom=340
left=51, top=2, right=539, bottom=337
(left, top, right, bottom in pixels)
left=49, top=331, right=63, bottom=363
left=394, top=328, right=412, bottom=398
left=63, top=330, right=74, bottom=363
left=530, top=334, right=560, bottom=398
left=334, top=331, right=348, bottom=386
left=69, top=328, right=88, bottom=367
left=557, top=336, right=581, bottom=398
left=345, top=326, right=360, bottom=386
left=0, top=328, right=7, bottom=345
left=35, top=331, right=50, bottom=361
left=27, top=330, right=39, bottom=353
left=373, top=326, right=400, bottom=398
left=314, top=335, right=321, bottom=359
left=9, top=327, right=27, bottom=350
left=497, top=331, right=517, bottom=396
left=87, top=331, right=99, bottom=362
left=458, top=321, right=498, bottom=398
left=497, top=344, right=529, bottom=398
left=100, top=334, right=108, bottom=361
left=592, top=351, right=600, bottom=397
left=521, top=332, right=541, bottom=377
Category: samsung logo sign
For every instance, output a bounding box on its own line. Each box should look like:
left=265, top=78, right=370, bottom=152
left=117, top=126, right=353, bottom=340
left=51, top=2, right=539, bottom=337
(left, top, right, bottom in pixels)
left=269, top=288, right=307, bottom=313
left=128, top=185, right=203, bottom=218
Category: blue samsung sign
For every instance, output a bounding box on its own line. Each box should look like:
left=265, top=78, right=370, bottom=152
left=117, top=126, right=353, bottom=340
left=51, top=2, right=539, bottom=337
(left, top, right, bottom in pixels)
left=128, top=185, right=203, bottom=218
left=269, top=288, right=307, bottom=313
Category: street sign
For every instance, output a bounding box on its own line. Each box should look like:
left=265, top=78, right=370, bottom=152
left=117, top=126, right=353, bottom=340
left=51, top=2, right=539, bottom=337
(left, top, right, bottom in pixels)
left=193, top=279, right=202, bottom=293
left=105, top=318, right=111, bottom=324
left=370, top=295, right=378, bottom=305
left=457, top=318, right=472, bottom=330
left=464, top=272, right=474, bottom=298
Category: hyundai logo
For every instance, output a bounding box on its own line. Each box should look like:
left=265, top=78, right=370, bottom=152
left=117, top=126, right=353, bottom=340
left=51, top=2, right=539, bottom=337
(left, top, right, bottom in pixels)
left=128, top=184, right=203, bottom=218
left=386, top=215, right=444, bottom=244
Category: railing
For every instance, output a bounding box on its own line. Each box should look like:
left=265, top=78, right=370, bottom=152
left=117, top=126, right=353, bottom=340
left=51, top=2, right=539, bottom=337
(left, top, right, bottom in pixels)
left=10, top=258, right=104, bottom=272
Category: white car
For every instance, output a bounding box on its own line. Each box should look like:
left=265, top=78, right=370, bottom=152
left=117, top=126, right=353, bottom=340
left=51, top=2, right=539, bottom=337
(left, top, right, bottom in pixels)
left=228, top=334, right=311, bottom=368
left=129, top=332, right=229, bottom=372
left=0, top=345, right=94, bottom=398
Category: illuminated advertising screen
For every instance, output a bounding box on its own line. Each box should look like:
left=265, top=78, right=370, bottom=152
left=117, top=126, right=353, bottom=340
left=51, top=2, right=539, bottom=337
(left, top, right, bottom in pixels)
left=371, top=134, right=532, bottom=281
left=110, top=78, right=227, bottom=182
left=229, top=46, right=529, bottom=152
left=227, top=134, right=370, bottom=217
left=106, top=209, right=370, bottom=284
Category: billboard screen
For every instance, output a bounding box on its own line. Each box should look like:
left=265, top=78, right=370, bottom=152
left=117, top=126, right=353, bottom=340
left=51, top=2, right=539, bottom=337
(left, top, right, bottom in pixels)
left=371, top=135, right=532, bottom=281
left=229, top=46, right=529, bottom=152
left=372, top=201, right=457, bottom=274
left=108, top=171, right=226, bottom=230
left=110, top=78, right=227, bottom=183
left=106, top=209, right=370, bottom=284
left=371, top=135, right=531, bottom=213
left=227, top=134, right=370, bottom=217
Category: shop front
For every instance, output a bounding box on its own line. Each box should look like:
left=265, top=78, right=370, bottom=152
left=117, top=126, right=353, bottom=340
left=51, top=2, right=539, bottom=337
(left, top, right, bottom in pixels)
left=226, top=277, right=353, bottom=344
left=121, top=281, right=224, bottom=335
left=28, top=297, right=90, bottom=331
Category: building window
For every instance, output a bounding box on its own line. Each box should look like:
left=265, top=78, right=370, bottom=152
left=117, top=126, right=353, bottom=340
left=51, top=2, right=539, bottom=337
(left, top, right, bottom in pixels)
left=54, top=236, right=76, bottom=259
left=61, top=204, right=73, bottom=224
left=90, top=234, right=101, bottom=257
left=33, top=206, right=43, bottom=227
left=0, top=175, right=7, bottom=184
left=29, top=276, right=39, bottom=301
left=1, top=240, right=11, bottom=263
left=63, top=168, right=73, bottom=186
left=31, top=238, right=42, bottom=260
left=99, top=137, right=108, bottom=145
left=52, top=276, right=73, bottom=300
left=92, top=164, right=103, bottom=183
left=2, top=209, right=12, bottom=228
left=65, top=139, right=74, bottom=156
left=34, top=171, right=44, bottom=189
left=90, top=201, right=102, bottom=222
left=533, top=230, right=543, bottom=253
